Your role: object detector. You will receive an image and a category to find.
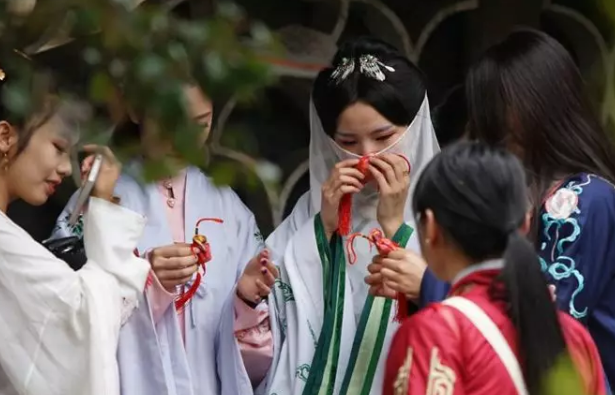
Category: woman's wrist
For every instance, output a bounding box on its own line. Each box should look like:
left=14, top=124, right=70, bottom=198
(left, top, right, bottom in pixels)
left=381, top=217, right=404, bottom=239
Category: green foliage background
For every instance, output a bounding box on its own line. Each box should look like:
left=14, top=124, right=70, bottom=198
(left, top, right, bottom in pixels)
left=0, top=0, right=278, bottom=184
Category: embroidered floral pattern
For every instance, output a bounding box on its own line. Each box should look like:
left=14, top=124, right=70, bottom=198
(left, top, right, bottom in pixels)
left=235, top=319, right=271, bottom=340
left=277, top=281, right=295, bottom=302
left=307, top=319, right=318, bottom=349
left=540, top=176, right=589, bottom=319
left=545, top=188, right=578, bottom=219
left=271, top=265, right=289, bottom=336
left=295, top=364, right=310, bottom=382
left=56, top=211, right=85, bottom=238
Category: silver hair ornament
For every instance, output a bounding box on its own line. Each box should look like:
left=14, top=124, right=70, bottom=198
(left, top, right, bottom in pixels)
left=360, top=54, right=395, bottom=81
left=330, top=57, right=355, bottom=84
left=330, top=54, right=395, bottom=84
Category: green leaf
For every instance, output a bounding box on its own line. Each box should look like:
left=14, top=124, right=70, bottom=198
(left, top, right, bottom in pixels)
left=0, top=0, right=278, bottom=191
left=89, top=72, right=112, bottom=103
left=540, top=352, right=586, bottom=395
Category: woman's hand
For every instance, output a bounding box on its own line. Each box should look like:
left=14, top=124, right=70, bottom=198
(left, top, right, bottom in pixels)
left=81, top=144, right=122, bottom=202
left=237, top=249, right=279, bottom=306
left=365, top=249, right=426, bottom=301
left=369, top=154, right=410, bottom=238
left=149, top=243, right=199, bottom=292
left=320, top=158, right=365, bottom=239
left=549, top=284, right=557, bottom=302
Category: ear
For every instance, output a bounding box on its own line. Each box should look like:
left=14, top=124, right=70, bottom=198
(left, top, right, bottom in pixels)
left=423, top=209, right=441, bottom=245
left=0, top=121, right=17, bottom=154
left=519, top=210, right=532, bottom=236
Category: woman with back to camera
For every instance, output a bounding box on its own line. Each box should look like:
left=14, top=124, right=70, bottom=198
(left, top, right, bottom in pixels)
left=0, top=58, right=150, bottom=394
left=384, top=141, right=605, bottom=395
left=249, top=36, right=442, bottom=395
left=464, top=28, right=615, bottom=388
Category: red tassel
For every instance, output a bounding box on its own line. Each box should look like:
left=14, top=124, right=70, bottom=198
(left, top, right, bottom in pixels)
left=346, top=228, right=407, bottom=321
left=174, top=217, right=224, bottom=311
left=175, top=272, right=202, bottom=312
left=337, top=156, right=372, bottom=236
left=338, top=194, right=352, bottom=236
left=395, top=292, right=408, bottom=323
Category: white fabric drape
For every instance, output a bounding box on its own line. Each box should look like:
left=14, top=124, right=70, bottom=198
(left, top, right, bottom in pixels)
left=0, top=197, right=150, bottom=395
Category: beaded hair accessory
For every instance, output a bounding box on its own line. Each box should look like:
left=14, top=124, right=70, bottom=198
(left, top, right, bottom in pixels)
left=330, top=54, right=395, bottom=84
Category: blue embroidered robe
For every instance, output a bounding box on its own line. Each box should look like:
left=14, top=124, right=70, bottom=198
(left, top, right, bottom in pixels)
left=539, top=173, right=615, bottom=389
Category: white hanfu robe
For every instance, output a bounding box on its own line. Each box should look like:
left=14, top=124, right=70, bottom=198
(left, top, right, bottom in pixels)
left=0, top=197, right=150, bottom=395
left=52, top=165, right=265, bottom=395
left=221, top=95, right=440, bottom=395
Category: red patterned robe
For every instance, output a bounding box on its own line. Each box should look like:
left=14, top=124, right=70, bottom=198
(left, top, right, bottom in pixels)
left=383, top=266, right=605, bottom=395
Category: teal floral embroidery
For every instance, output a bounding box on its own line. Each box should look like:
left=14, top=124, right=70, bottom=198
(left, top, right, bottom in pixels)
left=295, top=364, right=310, bottom=382
left=307, top=319, right=318, bottom=349
left=278, top=281, right=295, bottom=302
left=271, top=265, right=289, bottom=336
left=59, top=212, right=84, bottom=238
left=273, top=265, right=295, bottom=302
left=540, top=176, right=589, bottom=319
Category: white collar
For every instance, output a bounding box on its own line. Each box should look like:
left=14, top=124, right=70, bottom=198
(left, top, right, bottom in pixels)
left=451, top=259, right=505, bottom=286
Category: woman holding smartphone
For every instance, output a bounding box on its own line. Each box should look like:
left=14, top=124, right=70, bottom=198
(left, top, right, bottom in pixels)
left=0, top=61, right=150, bottom=394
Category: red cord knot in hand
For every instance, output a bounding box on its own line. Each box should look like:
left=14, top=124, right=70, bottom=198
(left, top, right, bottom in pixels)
left=346, top=228, right=408, bottom=323
left=338, top=155, right=371, bottom=236
left=175, top=217, right=224, bottom=312
left=337, top=154, right=411, bottom=236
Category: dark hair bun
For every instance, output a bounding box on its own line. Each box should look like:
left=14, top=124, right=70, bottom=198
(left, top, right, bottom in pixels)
left=313, top=36, right=425, bottom=137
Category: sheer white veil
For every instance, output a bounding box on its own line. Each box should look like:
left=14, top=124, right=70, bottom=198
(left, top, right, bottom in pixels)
left=307, top=94, right=440, bottom=227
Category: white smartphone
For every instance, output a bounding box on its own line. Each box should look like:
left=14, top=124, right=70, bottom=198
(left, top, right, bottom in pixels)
left=68, top=153, right=103, bottom=227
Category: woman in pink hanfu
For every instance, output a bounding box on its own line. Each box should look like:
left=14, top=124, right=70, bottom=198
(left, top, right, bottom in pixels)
left=52, top=84, right=276, bottom=394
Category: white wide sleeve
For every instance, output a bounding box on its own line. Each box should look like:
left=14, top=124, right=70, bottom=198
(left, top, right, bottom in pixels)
left=0, top=197, right=150, bottom=395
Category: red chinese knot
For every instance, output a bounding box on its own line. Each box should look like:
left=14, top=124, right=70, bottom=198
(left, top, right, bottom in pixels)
left=336, top=154, right=411, bottom=236
left=346, top=228, right=408, bottom=323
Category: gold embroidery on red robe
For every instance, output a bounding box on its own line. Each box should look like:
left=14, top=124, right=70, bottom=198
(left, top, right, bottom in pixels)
left=426, top=348, right=456, bottom=395
left=393, top=348, right=413, bottom=395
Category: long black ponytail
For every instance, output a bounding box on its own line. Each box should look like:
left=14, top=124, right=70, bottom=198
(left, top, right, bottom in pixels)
left=412, top=141, right=566, bottom=395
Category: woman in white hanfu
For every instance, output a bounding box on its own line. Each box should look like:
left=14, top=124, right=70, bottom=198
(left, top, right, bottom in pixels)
left=53, top=83, right=278, bottom=395
left=225, top=37, right=440, bottom=395
left=0, top=71, right=150, bottom=393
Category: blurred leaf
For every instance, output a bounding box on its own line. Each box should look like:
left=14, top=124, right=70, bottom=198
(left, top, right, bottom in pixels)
left=209, top=161, right=239, bottom=186
left=0, top=0, right=278, bottom=189
left=540, top=352, right=586, bottom=395
left=3, top=82, right=30, bottom=117
left=89, top=71, right=113, bottom=102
